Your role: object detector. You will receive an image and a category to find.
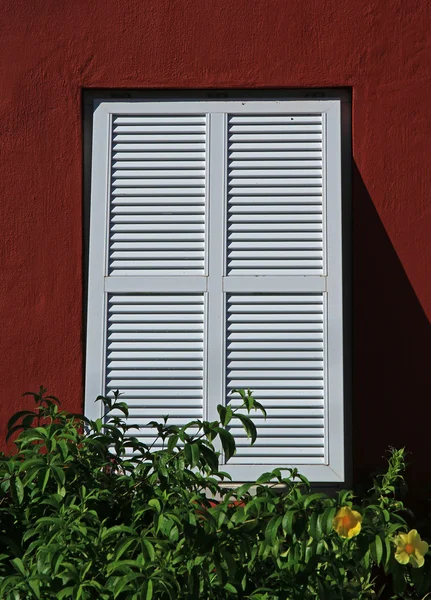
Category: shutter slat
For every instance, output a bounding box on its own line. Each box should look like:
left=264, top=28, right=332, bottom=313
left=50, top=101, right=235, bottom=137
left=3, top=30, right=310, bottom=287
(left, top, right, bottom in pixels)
left=114, top=126, right=205, bottom=133
left=229, top=125, right=322, bottom=133
left=112, top=215, right=205, bottom=223
left=109, top=115, right=206, bottom=276
left=108, top=360, right=203, bottom=368
left=230, top=197, right=322, bottom=205
left=229, top=133, right=322, bottom=141
left=112, top=189, right=205, bottom=196
left=228, top=241, right=321, bottom=249
left=112, top=223, right=205, bottom=232
left=113, top=152, right=205, bottom=160
left=113, top=161, right=206, bottom=168
left=228, top=223, right=322, bottom=231
left=228, top=116, right=323, bottom=124
left=113, top=169, right=205, bottom=178
left=229, top=178, right=321, bottom=186
left=113, top=143, right=205, bottom=151
left=114, top=134, right=205, bottom=142
left=230, top=160, right=322, bottom=168
left=229, top=142, right=322, bottom=150
left=226, top=293, right=325, bottom=462
left=109, top=370, right=203, bottom=379
left=109, top=323, right=203, bottom=330
left=114, top=116, right=207, bottom=124
left=229, top=206, right=322, bottom=215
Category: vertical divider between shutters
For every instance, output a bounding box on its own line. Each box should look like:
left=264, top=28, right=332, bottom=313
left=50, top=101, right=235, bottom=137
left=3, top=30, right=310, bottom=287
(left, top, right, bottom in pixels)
left=205, top=112, right=227, bottom=458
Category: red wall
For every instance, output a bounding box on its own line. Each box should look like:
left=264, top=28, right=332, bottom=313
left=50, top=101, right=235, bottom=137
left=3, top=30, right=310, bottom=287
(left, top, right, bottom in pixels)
left=1, top=0, right=430, bottom=496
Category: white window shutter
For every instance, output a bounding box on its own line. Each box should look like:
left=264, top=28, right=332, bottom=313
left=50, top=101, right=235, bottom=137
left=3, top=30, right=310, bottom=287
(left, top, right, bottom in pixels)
left=85, top=104, right=209, bottom=446
left=86, top=100, right=344, bottom=482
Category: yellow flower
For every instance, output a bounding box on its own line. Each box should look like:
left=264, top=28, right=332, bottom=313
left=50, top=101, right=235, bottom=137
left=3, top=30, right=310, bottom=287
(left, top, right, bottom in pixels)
left=333, top=506, right=362, bottom=539
left=394, top=530, right=429, bottom=568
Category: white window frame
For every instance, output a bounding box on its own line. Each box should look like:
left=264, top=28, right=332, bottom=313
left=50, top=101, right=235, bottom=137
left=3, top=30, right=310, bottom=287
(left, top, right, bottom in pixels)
left=85, top=95, right=349, bottom=484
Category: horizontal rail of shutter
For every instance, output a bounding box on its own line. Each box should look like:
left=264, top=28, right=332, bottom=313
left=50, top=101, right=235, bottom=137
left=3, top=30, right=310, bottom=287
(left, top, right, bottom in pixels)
left=226, top=114, right=323, bottom=275
left=226, top=293, right=326, bottom=464
left=109, top=115, right=207, bottom=276
left=105, top=294, right=205, bottom=446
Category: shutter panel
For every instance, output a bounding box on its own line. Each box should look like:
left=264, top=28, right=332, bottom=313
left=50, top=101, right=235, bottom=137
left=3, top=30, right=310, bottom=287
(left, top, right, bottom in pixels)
left=227, top=114, right=323, bottom=275
left=226, top=293, right=325, bottom=464
left=110, top=115, right=206, bottom=276
left=106, top=293, right=204, bottom=446
left=221, top=103, right=344, bottom=482
left=86, top=103, right=209, bottom=445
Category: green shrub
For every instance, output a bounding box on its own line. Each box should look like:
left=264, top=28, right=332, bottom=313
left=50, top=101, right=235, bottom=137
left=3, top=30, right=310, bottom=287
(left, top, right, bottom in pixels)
left=0, top=387, right=430, bottom=599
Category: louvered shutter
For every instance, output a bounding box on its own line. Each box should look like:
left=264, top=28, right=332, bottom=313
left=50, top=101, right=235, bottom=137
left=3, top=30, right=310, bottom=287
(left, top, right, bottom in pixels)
left=86, top=105, right=208, bottom=447
left=86, top=99, right=344, bottom=482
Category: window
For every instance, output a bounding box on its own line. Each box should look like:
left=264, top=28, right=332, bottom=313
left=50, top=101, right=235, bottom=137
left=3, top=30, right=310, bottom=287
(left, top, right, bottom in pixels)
left=85, top=96, right=347, bottom=482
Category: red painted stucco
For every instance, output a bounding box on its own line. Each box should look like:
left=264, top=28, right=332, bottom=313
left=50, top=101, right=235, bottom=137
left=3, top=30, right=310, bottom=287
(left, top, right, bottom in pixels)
left=1, top=0, right=430, bottom=495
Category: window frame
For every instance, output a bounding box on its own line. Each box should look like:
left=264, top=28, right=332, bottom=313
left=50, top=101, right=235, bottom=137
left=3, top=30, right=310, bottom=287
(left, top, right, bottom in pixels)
left=82, top=90, right=352, bottom=485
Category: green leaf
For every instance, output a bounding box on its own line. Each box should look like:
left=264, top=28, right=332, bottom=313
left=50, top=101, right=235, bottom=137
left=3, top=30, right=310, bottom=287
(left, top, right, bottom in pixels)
left=7, top=410, right=36, bottom=432
left=236, top=414, right=257, bottom=444
left=114, top=538, right=136, bottom=561
left=148, top=499, right=161, bottom=513
left=235, top=482, right=253, bottom=498
left=18, top=457, right=46, bottom=473
left=144, top=579, right=153, bottom=600
left=41, top=468, right=51, bottom=492
left=265, top=515, right=282, bottom=546
left=217, top=428, right=236, bottom=461
left=142, top=539, right=155, bottom=562
left=190, top=443, right=200, bottom=468
left=199, top=445, right=219, bottom=472
left=57, top=587, right=75, bottom=599
left=27, top=578, right=41, bottom=599
left=217, top=405, right=227, bottom=425
left=101, top=525, right=136, bottom=541
left=167, top=435, right=179, bottom=453
left=14, top=477, right=24, bottom=505
left=303, top=493, right=327, bottom=509
left=256, top=472, right=275, bottom=485
left=321, top=507, right=337, bottom=535
left=282, top=511, right=295, bottom=536
left=309, top=511, right=322, bottom=541
left=383, top=536, right=392, bottom=569
left=11, top=557, right=27, bottom=577
left=371, top=535, right=383, bottom=566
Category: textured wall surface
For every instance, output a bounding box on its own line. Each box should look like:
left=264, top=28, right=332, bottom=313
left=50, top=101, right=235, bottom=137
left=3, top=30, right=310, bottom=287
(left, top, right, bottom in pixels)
left=1, top=0, right=430, bottom=494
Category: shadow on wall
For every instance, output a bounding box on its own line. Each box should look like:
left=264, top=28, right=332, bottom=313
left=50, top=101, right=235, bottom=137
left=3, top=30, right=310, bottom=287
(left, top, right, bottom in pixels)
left=352, top=162, right=431, bottom=508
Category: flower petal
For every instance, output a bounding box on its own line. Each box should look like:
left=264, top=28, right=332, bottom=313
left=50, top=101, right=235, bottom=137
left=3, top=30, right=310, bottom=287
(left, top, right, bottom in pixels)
left=346, top=521, right=361, bottom=539
left=418, top=540, right=429, bottom=555
left=350, top=509, right=362, bottom=523
left=394, top=532, right=409, bottom=548
left=395, top=550, right=410, bottom=565
left=407, top=529, right=419, bottom=545
left=411, top=551, right=424, bottom=568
